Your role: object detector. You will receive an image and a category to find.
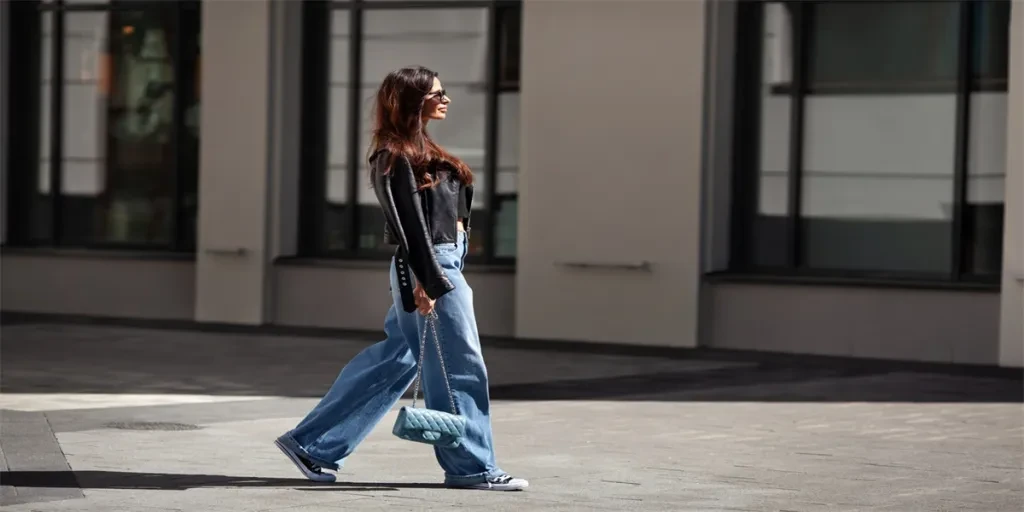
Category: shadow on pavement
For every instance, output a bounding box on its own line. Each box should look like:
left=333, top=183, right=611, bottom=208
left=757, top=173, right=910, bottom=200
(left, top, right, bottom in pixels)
left=488, top=364, right=1024, bottom=403
left=0, top=470, right=444, bottom=492
left=2, top=319, right=1021, bottom=404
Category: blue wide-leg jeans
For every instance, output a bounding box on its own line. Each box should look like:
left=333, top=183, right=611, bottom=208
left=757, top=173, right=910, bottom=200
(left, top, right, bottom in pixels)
left=276, top=232, right=504, bottom=486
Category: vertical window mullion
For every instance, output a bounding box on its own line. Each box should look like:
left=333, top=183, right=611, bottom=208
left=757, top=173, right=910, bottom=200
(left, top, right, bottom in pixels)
left=170, top=3, right=185, bottom=251
left=346, top=5, right=362, bottom=254
left=50, top=1, right=66, bottom=246
left=729, top=1, right=765, bottom=270
left=483, top=4, right=500, bottom=262
left=299, top=1, right=330, bottom=255
left=4, top=0, right=39, bottom=245
left=785, top=1, right=809, bottom=269
left=951, top=0, right=974, bottom=279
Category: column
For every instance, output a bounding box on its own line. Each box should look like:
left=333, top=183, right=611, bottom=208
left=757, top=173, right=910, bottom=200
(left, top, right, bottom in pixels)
left=999, top=0, right=1024, bottom=367
left=195, top=0, right=276, bottom=324
left=515, top=0, right=706, bottom=347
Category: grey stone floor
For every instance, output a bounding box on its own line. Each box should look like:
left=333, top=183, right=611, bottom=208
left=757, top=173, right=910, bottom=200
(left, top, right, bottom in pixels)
left=1, top=322, right=1022, bottom=511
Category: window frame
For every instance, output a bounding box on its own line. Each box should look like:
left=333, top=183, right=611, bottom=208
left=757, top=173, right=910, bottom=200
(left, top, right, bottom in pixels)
left=3, top=0, right=201, bottom=252
left=762, top=1, right=1010, bottom=96
left=298, top=0, right=522, bottom=266
left=729, top=0, right=1009, bottom=286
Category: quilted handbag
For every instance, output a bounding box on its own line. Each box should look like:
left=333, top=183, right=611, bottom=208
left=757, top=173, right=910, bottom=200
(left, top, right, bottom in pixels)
left=392, top=310, right=468, bottom=448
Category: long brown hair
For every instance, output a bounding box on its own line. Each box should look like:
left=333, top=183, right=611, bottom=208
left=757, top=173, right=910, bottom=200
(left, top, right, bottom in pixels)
left=368, top=66, right=473, bottom=188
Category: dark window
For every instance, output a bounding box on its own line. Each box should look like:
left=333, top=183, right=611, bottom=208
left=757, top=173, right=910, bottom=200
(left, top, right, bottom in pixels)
left=972, top=0, right=1012, bottom=89
left=4, top=0, right=201, bottom=251
left=299, top=0, right=521, bottom=264
left=767, top=1, right=1010, bottom=94
left=808, top=1, right=961, bottom=93
left=731, top=0, right=1010, bottom=282
left=497, top=4, right=520, bottom=87
left=1, top=0, right=9, bottom=245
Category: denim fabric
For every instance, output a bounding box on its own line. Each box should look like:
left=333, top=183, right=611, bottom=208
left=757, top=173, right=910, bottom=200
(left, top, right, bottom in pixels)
left=278, top=232, right=504, bottom=486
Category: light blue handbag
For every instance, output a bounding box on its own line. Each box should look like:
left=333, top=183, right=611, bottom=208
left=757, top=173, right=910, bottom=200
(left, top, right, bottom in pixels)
left=392, top=310, right=467, bottom=448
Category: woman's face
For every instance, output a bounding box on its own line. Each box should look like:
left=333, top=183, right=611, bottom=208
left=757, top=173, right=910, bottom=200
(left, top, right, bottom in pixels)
left=422, top=77, right=450, bottom=122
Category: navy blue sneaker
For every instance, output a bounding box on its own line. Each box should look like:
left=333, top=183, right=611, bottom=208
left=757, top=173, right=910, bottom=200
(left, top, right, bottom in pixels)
left=274, top=438, right=335, bottom=483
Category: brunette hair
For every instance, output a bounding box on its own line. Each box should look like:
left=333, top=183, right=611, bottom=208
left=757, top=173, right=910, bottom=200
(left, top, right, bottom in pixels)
left=368, top=66, right=473, bottom=188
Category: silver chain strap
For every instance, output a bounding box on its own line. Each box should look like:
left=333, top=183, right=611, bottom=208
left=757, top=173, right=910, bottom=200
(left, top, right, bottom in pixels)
left=410, top=310, right=459, bottom=414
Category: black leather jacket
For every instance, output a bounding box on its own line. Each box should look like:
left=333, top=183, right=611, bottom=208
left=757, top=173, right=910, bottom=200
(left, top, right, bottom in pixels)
left=370, top=149, right=474, bottom=312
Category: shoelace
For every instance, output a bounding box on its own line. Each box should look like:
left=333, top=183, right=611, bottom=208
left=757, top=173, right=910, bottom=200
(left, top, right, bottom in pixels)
left=299, top=456, right=323, bottom=474
left=490, top=475, right=514, bottom=484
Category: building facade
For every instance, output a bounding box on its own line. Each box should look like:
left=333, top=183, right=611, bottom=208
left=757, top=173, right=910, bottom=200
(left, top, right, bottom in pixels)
left=1, top=0, right=1021, bottom=367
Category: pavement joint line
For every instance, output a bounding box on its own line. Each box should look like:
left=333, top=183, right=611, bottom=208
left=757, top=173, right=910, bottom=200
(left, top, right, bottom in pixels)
left=0, top=411, right=84, bottom=507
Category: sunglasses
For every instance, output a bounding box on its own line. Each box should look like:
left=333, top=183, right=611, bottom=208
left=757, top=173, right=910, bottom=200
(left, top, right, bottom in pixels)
left=427, top=89, right=447, bottom=101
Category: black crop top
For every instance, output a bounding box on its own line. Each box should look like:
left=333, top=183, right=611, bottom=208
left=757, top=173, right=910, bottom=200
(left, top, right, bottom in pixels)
left=457, top=183, right=471, bottom=219
left=428, top=160, right=471, bottom=220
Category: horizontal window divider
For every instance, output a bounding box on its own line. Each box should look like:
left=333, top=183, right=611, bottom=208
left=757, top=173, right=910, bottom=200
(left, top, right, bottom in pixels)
left=39, top=2, right=179, bottom=13
left=1, top=245, right=196, bottom=261
left=330, top=1, right=509, bottom=10
left=326, top=80, right=487, bottom=88
left=705, top=270, right=1000, bottom=292
left=332, top=32, right=487, bottom=42
left=755, top=169, right=1006, bottom=180
left=275, top=255, right=516, bottom=274
left=39, top=32, right=103, bottom=40
left=40, top=79, right=105, bottom=85
left=39, top=156, right=106, bottom=163
left=769, top=81, right=1008, bottom=95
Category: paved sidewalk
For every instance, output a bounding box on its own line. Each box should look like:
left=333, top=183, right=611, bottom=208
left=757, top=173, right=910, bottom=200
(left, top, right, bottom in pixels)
left=1, top=322, right=1022, bottom=511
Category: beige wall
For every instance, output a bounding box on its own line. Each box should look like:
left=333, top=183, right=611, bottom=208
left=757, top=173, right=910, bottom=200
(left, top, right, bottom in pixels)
left=707, top=283, right=1002, bottom=365
left=999, top=0, right=1024, bottom=368
left=514, top=0, right=707, bottom=347
left=0, top=255, right=194, bottom=320
left=194, top=0, right=275, bottom=325
left=274, top=265, right=515, bottom=337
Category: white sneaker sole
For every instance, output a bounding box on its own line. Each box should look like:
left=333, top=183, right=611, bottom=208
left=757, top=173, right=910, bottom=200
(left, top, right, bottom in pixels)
left=461, top=478, right=529, bottom=491
left=274, top=439, right=336, bottom=483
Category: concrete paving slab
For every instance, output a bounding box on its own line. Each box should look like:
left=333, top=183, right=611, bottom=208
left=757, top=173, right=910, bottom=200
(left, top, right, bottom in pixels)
left=0, top=410, right=84, bottom=506
left=0, top=322, right=1021, bottom=511
left=1, top=324, right=744, bottom=398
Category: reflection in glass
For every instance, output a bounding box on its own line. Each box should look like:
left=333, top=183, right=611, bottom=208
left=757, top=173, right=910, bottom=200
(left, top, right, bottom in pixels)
left=495, top=91, right=519, bottom=257
left=33, top=12, right=55, bottom=241
left=965, top=0, right=1010, bottom=276
left=494, top=197, right=517, bottom=258
left=971, top=0, right=1010, bottom=88
left=807, top=1, right=960, bottom=92
left=325, top=9, right=351, bottom=252
left=63, top=11, right=178, bottom=245
left=751, top=2, right=791, bottom=267
left=799, top=1, right=960, bottom=273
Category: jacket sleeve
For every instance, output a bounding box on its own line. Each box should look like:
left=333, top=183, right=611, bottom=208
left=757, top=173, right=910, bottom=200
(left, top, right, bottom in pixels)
left=377, top=154, right=455, bottom=300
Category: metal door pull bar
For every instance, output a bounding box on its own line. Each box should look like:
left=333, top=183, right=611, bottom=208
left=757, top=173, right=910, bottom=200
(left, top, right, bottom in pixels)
left=204, top=247, right=248, bottom=256
left=555, top=260, right=652, bottom=271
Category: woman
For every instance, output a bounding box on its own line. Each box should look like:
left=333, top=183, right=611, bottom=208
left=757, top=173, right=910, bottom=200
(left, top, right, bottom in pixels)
left=274, top=66, right=528, bottom=492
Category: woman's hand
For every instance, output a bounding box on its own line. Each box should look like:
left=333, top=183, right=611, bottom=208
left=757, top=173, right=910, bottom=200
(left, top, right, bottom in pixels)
left=413, top=283, right=436, bottom=316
